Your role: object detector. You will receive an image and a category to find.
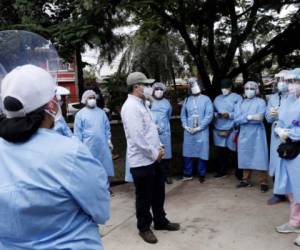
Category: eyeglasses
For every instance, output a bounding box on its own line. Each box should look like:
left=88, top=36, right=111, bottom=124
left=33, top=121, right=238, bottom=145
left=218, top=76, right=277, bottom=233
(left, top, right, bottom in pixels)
left=245, top=87, right=255, bottom=90
left=154, top=87, right=164, bottom=91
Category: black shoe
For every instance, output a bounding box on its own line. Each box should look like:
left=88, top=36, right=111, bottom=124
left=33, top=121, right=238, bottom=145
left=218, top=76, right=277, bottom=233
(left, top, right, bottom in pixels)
left=165, top=177, right=173, bottom=184
left=139, top=230, right=158, bottom=244
left=260, top=184, right=269, bottom=193
left=214, top=173, right=228, bottom=178
left=236, top=181, right=252, bottom=188
left=199, top=176, right=205, bottom=183
left=154, top=222, right=180, bottom=231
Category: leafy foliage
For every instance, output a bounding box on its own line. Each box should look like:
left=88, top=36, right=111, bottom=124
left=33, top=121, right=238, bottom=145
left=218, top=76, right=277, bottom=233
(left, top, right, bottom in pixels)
left=123, top=0, right=300, bottom=96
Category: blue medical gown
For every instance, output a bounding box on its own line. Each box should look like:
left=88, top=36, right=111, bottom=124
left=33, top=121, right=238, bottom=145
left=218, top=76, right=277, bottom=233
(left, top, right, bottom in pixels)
left=213, top=93, right=242, bottom=151
left=276, top=96, right=300, bottom=202
left=180, top=95, right=213, bottom=160
left=74, top=107, right=114, bottom=177
left=54, top=116, right=73, bottom=137
left=151, top=98, right=172, bottom=159
left=234, top=97, right=269, bottom=170
left=0, top=128, right=110, bottom=250
left=265, top=93, right=288, bottom=176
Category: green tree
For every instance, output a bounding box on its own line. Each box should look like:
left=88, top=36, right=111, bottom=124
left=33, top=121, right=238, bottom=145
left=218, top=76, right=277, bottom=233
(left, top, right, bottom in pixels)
left=124, top=0, right=300, bottom=95
left=117, top=25, right=186, bottom=86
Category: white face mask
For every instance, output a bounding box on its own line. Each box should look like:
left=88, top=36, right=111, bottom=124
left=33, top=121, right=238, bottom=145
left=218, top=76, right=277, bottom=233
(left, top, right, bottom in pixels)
left=87, top=98, right=96, bottom=108
left=277, top=81, right=288, bottom=93
left=191, top=84, right=201, bottom=95
left=143, top=86, right=153, bottom=99
left=221, top=89, right=230, bottom=96
left=154, top=90, right=164, bottom=99
left=288, top=83, right=300, bottom=96
left=245, top=89, right=256, bottom=99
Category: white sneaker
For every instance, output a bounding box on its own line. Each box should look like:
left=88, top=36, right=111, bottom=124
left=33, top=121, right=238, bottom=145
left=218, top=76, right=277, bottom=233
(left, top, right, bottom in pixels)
left=276, top=223, right=300, bottom=234
left=182, top=176, right=193, bottom=182
left=294, top=235, right=300, bottom=247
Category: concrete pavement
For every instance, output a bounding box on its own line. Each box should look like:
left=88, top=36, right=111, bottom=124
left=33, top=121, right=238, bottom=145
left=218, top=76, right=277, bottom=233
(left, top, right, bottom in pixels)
left=102, top=175, right=298, bottom=250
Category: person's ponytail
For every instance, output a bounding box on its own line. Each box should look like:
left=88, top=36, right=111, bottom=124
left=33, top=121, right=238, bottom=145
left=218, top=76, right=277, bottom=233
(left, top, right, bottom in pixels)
left=0, top=109, right=45, bottom=143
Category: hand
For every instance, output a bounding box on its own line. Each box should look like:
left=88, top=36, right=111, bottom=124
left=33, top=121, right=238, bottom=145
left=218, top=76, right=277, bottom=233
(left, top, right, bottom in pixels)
left=108, top=140, right=114, bottom=151
left=157, top=147, right=165, bottom=162
left=275, top=127, right=290, bottom=142
left=190, top=127, right=201, bottom=134
left=221, top=112, right=230, bottom=119
left=184, top=126, right=193, bottom=134
left=247, top=115, right=253, bottom=120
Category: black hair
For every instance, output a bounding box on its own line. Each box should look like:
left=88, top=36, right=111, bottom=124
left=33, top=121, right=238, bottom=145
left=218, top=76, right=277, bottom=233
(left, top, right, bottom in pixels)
left=127, top=85, right=135, bottom=94
left=0, top=96, right=46, bottom=143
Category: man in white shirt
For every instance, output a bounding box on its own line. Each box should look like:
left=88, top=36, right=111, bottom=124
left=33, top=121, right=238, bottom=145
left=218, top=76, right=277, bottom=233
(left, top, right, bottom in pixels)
left=121, top=72, right=180, bottom=244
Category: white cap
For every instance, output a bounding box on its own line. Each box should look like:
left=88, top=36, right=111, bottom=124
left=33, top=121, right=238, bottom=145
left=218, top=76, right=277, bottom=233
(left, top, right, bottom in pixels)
left=153, top=82, right=166, bottom=91
left=1, top=64, right=56, bottom=118
left=126, top=72, right=155, bottom=86
left=81, top=89, right=96, bottom=104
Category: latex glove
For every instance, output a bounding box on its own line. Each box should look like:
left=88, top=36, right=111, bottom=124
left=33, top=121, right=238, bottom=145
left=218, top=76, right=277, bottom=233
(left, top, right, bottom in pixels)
left=275, top=127, right=290, bottom=141
left=184, top=126, right=193, bottom=134
left=190, top=127, right=201, bottom=134
left=247, top=114, right=263, bottom=121
left=108, top=140, right=114, bottom=151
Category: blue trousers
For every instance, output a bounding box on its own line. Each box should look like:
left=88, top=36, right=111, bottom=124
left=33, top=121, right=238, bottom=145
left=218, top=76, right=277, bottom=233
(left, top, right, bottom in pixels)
left=183, top=157, right=206, bottom=177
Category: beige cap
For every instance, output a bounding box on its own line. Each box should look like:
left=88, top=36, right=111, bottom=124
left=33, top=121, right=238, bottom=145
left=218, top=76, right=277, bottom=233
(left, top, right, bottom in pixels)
left=126, top=72, right=155, bottom=86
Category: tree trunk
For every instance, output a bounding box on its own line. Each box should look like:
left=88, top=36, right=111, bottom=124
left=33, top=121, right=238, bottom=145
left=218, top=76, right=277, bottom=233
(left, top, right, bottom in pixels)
left=75, top=46, right=84, bottom=100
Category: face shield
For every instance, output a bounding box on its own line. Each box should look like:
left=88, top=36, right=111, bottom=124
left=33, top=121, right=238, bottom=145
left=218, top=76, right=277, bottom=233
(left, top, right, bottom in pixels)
left=244, top=81, right=259, bottom=99
left=0, top=30, right=59, bottom=118
left=286, top=69, right=300, bottom=97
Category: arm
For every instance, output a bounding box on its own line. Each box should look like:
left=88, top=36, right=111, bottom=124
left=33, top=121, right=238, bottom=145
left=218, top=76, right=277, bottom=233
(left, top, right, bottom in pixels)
left=73, top=113, right=83, bottom=142
left=288, top=121, right=300, bottom=141
left=247, top=99, right=266, bottom=124
left=180, top=98, right=188, bottom=128
left=167, top=100, right=172, bottom=120
left=234, top=100, right=248, bottom=125
left=60, top=117, right=73, bottom=137
left=229, top=95, right=243, bottom=120
left=66, top=144, right=110, bottom=224
left=265, top=97, right=278, bottom=123
left=103, top=112, right=111, bottom=140
left=213, top=98, right=220, bottom=118
left=199, top=98, right=214, bottom=130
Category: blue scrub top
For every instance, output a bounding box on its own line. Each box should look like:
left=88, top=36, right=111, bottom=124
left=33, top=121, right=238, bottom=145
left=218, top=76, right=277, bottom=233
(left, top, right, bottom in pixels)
left=0, top=128, right=110, bottom=250
left=74, top=107, right=114, bottom=177
left=151, top=98, right=172, bottom=159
